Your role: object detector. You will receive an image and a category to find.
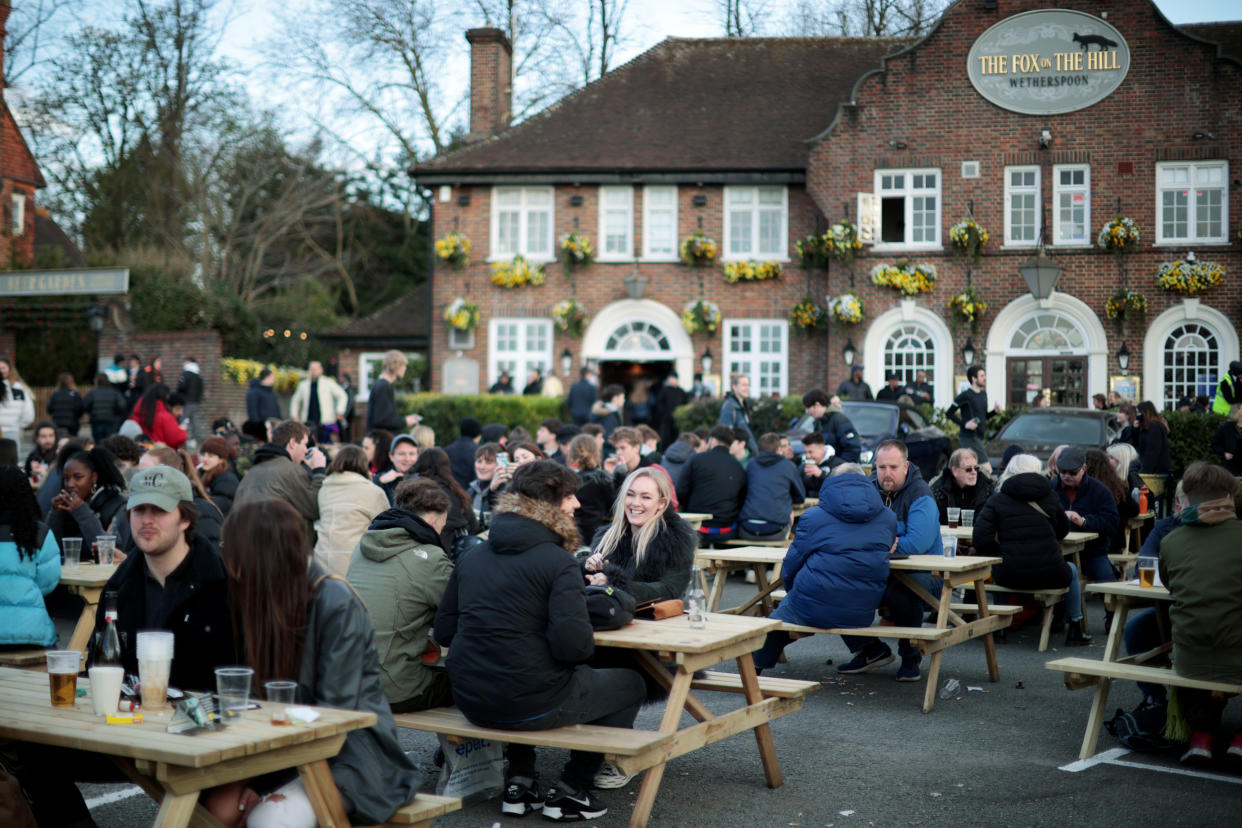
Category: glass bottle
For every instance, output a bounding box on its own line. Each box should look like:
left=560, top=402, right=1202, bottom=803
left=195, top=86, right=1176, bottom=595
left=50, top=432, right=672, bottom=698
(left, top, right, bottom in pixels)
left=93, top=589, right=122, bottom=666
left=686, top=565, right=707, bottom=629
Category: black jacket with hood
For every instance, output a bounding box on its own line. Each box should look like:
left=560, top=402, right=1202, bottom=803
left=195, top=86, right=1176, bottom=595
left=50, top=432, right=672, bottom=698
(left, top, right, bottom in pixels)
left=973, top=472, right=1072, bottom=590
left=587, top=509, right=696, bottom=603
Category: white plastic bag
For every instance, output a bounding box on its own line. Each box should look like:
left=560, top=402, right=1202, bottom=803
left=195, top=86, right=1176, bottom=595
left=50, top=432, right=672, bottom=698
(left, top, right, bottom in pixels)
left=434, top=735, right=505, bottom=805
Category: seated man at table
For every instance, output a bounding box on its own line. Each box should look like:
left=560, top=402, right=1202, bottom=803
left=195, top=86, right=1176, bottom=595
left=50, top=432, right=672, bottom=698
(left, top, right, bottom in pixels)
left=737, top=432, right=805, bottom=540
left=753, top=464, right=895, bottom=671
left=348, top=477, right=454, bottom=712
left=930, top=448, right=993, bottom=526
left=799, top=432, right=840, bottom=497
left=676, top=424, right=747, bottom=544
left=839, top=439, right=941, bottom=682
left=1052, top=445, right=1120, bottom=584
left=1157, top=462, right=1242, bottom=766
left=435, top=461, right=645, bottom=821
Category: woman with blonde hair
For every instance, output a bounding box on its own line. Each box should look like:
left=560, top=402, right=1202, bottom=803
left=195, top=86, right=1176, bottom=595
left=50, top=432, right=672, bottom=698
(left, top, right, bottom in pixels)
left=583, top=467, right=695, bottom=602
left=1105, top=441, right=1143, bottom=500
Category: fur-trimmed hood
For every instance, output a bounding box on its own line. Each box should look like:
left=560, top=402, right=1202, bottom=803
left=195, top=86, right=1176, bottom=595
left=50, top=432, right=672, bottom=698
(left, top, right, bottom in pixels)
left=493, top=492, right=580, bottom=553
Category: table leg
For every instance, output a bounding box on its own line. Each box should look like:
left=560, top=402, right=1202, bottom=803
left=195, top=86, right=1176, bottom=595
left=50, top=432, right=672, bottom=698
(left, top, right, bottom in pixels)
left=753, top=566, right=775, bottom=616
left=68, top=585, right=103, bottom=653
left=706, top=563, right=728, bottom=612
left=153, top=791, right=199, bottom=828
left=629, top=669, right=694, bottom=828
left=1078, top=600, right=1132, bottom=759
left=1073, top=550, right=1087, bottom=630
left=974, top=580, right=1000, bottom=682
left=736, top=653, right=782, bottom=788
left=298, top=759, right=351, bottom=827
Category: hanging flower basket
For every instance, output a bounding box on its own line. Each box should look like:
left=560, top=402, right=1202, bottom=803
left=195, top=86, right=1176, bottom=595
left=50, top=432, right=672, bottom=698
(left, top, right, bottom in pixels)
left=1104, top=288, right=1147, bottom=333
left=789, top=295, right=827, bottom=333
left=795, top=220, right=863, bottom=268
left=829, top=291, right=865, bottom=325
left=870, top=260, right=936, bottom=297
left=490, top=255, right=546, bottom=289
left=560, top=232, right=595, bottom=272
left=948, top=218, right=990, bottom=263
left=434, top=232, right=472, bottom=269
left=681, top=300, right=720, bottom=335
left=551, top=299, right=589, bottom=337
left=680, top=231, right=717, bottom=266
left=1097, top=215, right=1140, bottom=256
left=723, top=260, right=781, bottom=283
left=1156, top=259, right=1224, bottom=295
left=443, top=297, right=480, bottom=332
left=795, top=233, right=832, bottom=269
left=946, top=286, right=988, bottom=333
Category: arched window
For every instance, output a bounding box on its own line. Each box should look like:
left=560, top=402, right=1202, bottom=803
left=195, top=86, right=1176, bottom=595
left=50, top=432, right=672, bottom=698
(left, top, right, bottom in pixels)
left=883, top=323, right=936, bottom=385
left=604, top=320, right=672, bottom=358
left=1009, top=311, right=1086, bottom=352
left=1162, top=322, right=1219, bottom=405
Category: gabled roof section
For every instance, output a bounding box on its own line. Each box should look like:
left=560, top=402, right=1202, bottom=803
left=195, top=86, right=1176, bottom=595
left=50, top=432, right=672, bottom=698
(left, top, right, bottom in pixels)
left=415, top=36, right=909, bottom=179
left=1180, top=21, right=1242, bottom=63
left=1, top=101, right=46, bottom=189
left=319, top=288, right=429, bottom=347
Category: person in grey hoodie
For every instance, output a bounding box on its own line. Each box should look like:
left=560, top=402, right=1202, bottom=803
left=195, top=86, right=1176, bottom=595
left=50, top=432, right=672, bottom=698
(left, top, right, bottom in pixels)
left=737, top=432, right=806, bottom=540
left=658, top=432, right=700, bottom=489
left=348, top=477, right=454, bottom=712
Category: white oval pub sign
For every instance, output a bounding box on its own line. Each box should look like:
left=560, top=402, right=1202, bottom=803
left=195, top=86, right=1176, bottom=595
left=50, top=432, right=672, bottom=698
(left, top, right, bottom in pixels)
left=966, top=9, right=1130, bottom=115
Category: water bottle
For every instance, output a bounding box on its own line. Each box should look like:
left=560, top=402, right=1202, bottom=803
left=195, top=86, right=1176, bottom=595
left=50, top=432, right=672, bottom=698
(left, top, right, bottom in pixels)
left=939, top=678, right=961, bottom=700
left=687, top=565, right=707, bottom=629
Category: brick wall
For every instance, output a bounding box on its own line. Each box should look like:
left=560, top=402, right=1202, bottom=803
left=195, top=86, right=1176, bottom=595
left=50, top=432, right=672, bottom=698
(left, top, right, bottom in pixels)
left=466, top=28, right=513, bottom=140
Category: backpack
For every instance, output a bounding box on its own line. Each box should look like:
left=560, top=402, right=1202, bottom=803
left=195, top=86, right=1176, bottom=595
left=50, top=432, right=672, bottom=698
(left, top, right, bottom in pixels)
left=1104, top=700, right=1174, bottom=752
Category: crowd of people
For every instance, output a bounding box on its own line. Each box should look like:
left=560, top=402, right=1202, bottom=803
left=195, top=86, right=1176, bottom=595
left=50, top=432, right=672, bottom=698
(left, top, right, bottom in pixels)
left=2, top=347, right=1241, bottom=824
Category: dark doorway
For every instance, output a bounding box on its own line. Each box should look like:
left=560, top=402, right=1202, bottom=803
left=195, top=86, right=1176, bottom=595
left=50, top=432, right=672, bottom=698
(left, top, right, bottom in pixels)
left=1006, top=357, right=1087, bottom=407
left=599, top=360, right=674, bottom=426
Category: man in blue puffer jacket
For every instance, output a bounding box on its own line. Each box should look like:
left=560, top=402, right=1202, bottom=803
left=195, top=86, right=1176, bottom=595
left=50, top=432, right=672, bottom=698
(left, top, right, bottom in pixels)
left=839, top=439, right=942, bottom=682
left=753, top=465, right=895, bottom=670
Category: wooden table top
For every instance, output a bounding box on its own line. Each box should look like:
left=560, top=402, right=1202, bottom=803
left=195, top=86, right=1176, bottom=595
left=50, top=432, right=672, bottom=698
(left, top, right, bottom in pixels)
left=0, top=666, right=375, bottom=769
left=1086, top=580, right=1170, bottom=600
left=594, top=613, right=778, bottom=654
left=59, top=563, right=118, bottom=588
left=941, top=525, right=1099, bottom=545
left=697, top=547, right=999, bottom=573
left=697, top=546, right=787, bottom=565
left=678, top=512, right=713, bottom=521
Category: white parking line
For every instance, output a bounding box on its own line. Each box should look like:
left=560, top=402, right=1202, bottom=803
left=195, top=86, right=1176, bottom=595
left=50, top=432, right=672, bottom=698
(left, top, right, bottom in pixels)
left=84, top=785, right=145, bottom=809
left=1060, top=748, right=1242, bottom=784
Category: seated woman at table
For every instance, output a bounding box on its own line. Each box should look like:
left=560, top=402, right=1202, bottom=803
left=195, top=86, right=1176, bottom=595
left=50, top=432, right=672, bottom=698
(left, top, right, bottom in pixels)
left=1085, top=448, right=1137, bottom=556
left=435, top=460, right=645, bottom=822
left=1105, top=442, right=1144, bottom=504
left=46, top=444, right=131, bottom=554
left=205, top=499, right=419, bottom=828
left=753, top=464, right=895, bottom=671
left=973, top=453, right=1091, bottom=646
left=583, top=467, right=695, bottom=602
left=0, top=465, right=61, bottom=648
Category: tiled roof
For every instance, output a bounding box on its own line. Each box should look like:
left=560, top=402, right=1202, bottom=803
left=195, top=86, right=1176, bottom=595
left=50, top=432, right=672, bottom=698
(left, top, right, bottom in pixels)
left=1180, top=21, right=1242, bottom=62
left=319, top=288, right=429, bottom=345
left=415, top=36, right=909, bottom=178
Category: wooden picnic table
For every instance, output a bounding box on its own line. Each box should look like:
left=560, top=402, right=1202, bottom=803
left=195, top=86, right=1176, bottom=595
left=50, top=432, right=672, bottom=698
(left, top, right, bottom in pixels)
left=593, top=612, right=803, bottom=827
left=791, top=497, right=817, bottom=518
left=59, top=563, right=118, bottom=654
left=694, top=547, right=1010, bottom=712
left=0, top=665, right=379, bottom=828
left=677, top=512, right=712, bottom=532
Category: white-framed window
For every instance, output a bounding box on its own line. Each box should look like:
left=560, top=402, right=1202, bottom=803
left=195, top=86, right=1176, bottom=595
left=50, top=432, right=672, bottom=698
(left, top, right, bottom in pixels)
left=874, top=169, right=939, bottom=248
left=10, top=192, right=25, bottom=236
left=598, top=185, right=634, bottom=260
left=1161, top=322, right=1220, bottom=406
left=491, top=186, right=553, bottom=261
left=883, top=323, right=936, bottom=386
left=723, top=319, right=788, bottom=396
left=1156, top=161, right=1228, bottom=244
left=1004, top=166, right=1040, bottom=246
left=724, top=186, right=787, bottom=260
left=641, top=185, right=678, bottom=260
left=489, top=317, right=552, bottom=388
left=1053, top=164, right=1090, bottom=245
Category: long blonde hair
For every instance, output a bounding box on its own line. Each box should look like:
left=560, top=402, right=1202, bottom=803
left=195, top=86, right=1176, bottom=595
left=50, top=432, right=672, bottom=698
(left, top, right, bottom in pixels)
left=592, top=468, right=672, bottom=566
left=1105, top=442, right=1138, bottom=484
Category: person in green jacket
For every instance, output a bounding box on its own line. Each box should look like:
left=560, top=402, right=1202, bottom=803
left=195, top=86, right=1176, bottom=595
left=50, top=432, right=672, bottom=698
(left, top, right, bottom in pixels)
left=348, top=476, right=454, bottom=712
left=1158, top=461, right=1242, bottom=766
left=1212, top=360, right=1242, bottom=415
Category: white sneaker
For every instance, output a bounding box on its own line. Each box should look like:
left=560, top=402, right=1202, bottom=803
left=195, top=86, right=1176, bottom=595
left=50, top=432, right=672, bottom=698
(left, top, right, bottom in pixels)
left=592, top=762, right=635, bottom=789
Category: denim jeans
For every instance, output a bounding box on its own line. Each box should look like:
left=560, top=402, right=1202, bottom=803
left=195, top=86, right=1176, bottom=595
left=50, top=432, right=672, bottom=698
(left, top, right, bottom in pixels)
left=842, top=571, right=942, bottom=661
left=1064, top=561, right=1084, bottom=622
left=1122, top=608, right=1165, bottom=702
left=1080, top=553, right=1116, bottom=583
left=472, top=665, right=646, bottom=791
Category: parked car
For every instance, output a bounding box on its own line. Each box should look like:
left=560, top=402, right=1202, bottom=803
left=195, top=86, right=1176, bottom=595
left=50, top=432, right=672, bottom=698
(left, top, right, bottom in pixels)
left=841, top=401, right=951, bottom=481
left=984, top=407, right=1121, bottom=472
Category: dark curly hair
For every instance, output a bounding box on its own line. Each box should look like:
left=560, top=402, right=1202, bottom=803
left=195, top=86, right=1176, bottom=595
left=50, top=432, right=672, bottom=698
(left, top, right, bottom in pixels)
left=0, top=466, right=42, bottom=559
left=63, top=446, right=127, bottom=492
left=509, top=459, right=580, bottom=504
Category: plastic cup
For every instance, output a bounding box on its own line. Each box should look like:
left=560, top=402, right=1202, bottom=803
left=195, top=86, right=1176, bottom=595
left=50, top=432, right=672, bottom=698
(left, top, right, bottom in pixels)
left=216, top=667, right=254, bottom=721
left=46, top=650, right=80, bottom=708
left=62, top=538, right=82, bottom=568
left=136, top=631, right=174, bottom=711
left=961, top=510, right=975, bottom=528
left=1137, top=556, right=1158, bottom=588
left=89, top=665, right=125, bottom=716
left=946, top=507, right=961, bottom=529
left=941, top=535, right=958, bottom=558
left=264, top=680, right=297, bottom=725
left=95, top=534, right=117, bottom=565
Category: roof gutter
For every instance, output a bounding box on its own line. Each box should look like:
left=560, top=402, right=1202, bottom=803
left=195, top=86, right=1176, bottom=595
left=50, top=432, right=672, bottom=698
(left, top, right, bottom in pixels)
left=412, top=169, right=807, bottom=187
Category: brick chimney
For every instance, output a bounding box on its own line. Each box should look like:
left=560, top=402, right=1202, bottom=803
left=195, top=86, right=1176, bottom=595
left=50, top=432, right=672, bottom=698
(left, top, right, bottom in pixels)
left=465, top=27, right=512, bottom=141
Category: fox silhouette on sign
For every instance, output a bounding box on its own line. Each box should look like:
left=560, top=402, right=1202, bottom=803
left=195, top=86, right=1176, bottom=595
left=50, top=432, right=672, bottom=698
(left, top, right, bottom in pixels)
left=1072, top=32, right=1119, bottom=51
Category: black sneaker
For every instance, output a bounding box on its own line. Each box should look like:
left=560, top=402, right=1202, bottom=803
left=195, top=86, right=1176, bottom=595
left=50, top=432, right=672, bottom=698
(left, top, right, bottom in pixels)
left=541, top=782, right=607, bottom=821
left=836, top=646, right=894, bottom=674
left=502, top=776, right=544, bottom=816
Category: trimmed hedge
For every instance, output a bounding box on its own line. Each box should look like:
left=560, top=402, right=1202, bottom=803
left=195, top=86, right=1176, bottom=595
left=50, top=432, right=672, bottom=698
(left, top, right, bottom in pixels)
left=672, top=396, right=813, bottom=437
left=396, top=393, right=570, bottom=442
left=1166, top=410, right=1227, bottom=476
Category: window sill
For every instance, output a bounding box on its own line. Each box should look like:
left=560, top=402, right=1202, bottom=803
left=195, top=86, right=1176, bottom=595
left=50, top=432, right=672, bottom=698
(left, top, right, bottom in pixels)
left=1000, top=243, right=1039, bottom=251
left=869, top=244, right=943, bottom=254
left=720, top=256, right=792, bottom=264
left=596, top=257, right=636, bottom=264
left=1152, top=241, right=1230, bottom=247
left=639, top=256, right=680, bottom=263
left=486, top=256, right=555, bottom=265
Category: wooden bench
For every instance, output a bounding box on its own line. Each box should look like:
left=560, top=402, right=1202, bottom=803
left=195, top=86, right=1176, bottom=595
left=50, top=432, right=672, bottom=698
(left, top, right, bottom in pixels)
left=357, top=793, right=462, bottom=827
left=780, top=603, right=1022, bottom=652
left=0, top=649, right=49, bottom=669
left=1047, top=656, right=1242, bottom=759
left=974, top=583, right=1069, bottom=651
left=689, top=671, right=820, bottom=699
left=393, top=707, right=676, bottom=777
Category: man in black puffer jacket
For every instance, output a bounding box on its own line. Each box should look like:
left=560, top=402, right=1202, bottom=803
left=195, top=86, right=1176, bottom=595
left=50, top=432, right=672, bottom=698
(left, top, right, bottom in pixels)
left=435, top=461, right=644, bottom=822
left=676, top=424, right=747, bottom=542
left=929, top=448, right=993, bottom=525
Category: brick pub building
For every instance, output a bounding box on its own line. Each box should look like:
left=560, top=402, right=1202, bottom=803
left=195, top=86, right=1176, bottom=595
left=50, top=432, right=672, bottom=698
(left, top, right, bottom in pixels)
left=415, top=1, right=1241, bottom=411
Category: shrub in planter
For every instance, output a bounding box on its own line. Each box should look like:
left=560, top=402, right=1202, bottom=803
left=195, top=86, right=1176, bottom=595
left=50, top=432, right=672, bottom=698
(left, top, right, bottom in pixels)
left=396, top=393, right=569, bottom=442
left=1166, top=410, right=1227, bottom=476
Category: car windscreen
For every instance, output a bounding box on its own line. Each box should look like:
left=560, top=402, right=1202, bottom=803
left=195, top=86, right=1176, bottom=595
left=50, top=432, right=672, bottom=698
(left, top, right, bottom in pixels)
left=842, top=405, right=895, bottom=437
left=998, top=414, right=1102, bottom=445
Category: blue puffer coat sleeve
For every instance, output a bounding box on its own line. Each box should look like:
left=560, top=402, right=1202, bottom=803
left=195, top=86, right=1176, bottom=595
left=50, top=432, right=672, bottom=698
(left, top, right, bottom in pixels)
left=775, top=474, right=895, bottom=629
left=0, top=527, right=61, bottom=646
